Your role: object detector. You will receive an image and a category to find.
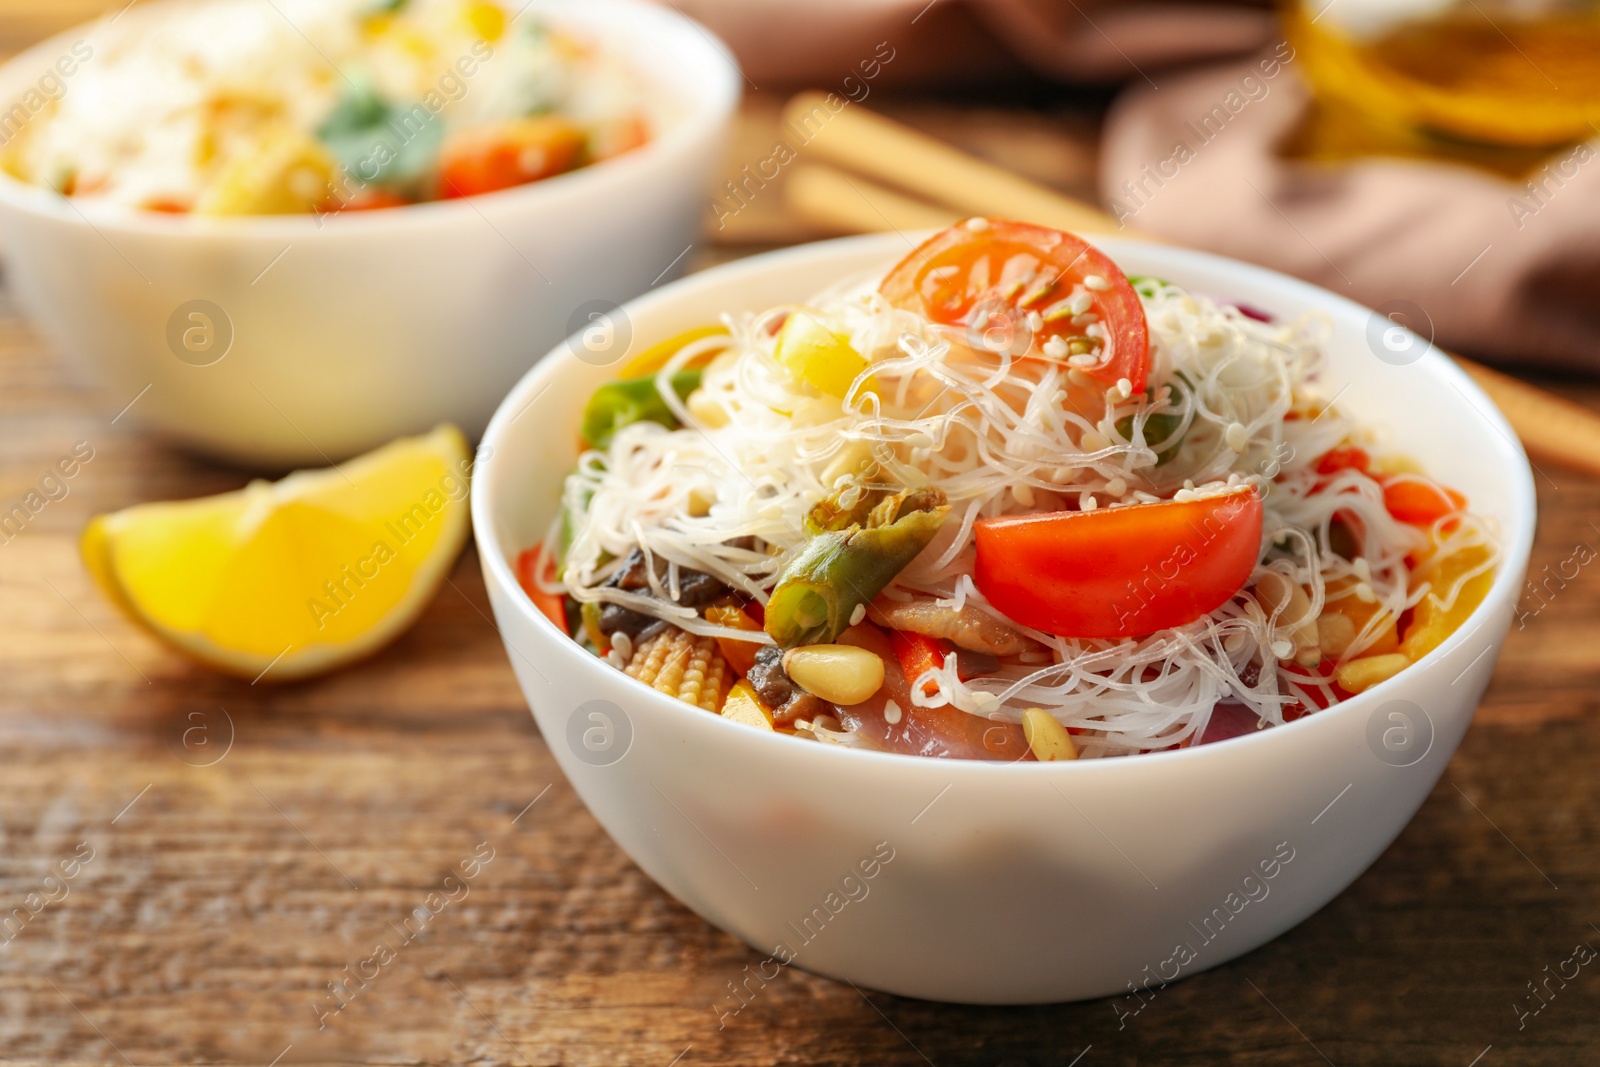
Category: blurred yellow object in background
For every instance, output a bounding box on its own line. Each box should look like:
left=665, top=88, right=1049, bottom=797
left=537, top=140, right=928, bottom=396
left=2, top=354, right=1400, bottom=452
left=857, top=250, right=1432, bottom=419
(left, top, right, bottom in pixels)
left=81, top=425, right=472, bottom=681
left=1285, top=0, right=1600, bottom=168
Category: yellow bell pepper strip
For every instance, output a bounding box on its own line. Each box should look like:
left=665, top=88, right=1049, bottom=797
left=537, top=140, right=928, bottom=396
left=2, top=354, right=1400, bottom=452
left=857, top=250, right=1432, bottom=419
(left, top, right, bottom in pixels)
left=721, top=680, right=780, bottom=731
left=620, top=325, right=729, bottom=378
left=774, top=311, right=875, bottom=398
left=1401, top=542, right=1495, bottom=661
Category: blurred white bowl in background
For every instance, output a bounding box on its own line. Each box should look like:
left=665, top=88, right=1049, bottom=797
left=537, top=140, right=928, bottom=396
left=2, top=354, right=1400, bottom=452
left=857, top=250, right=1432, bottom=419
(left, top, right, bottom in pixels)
left=0, top=0, right=739, bottom=467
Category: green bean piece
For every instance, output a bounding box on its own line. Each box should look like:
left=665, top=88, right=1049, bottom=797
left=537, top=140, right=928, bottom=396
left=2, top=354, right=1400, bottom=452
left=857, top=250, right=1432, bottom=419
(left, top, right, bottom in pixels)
left=766, top=486, right=949, bottom=648
left=580, top=368, right=703, bottom=451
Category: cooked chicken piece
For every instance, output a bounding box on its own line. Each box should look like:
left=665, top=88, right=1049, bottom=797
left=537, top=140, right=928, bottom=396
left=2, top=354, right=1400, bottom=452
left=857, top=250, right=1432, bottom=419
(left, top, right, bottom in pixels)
left=868, top=596, right=1042, bottom=657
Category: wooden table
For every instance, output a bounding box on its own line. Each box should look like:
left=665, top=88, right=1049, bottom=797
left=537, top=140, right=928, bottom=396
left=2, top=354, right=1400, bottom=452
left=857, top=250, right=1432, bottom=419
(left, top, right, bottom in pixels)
left=3, top=11, right=1600, bottom=1067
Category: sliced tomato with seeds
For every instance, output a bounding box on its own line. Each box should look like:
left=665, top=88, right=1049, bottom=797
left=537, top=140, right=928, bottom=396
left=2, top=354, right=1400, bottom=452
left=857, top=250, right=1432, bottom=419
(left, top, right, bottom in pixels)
left=515, top=545, right=568, bottom=635
left=973, top=488, right=1264, bottom=639
left=879, top=219, right=1150, bottom=394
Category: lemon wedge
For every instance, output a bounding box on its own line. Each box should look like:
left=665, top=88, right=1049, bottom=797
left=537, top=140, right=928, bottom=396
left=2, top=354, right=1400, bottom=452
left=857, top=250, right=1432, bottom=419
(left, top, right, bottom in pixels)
left=82, top=425, right=473, bottom=681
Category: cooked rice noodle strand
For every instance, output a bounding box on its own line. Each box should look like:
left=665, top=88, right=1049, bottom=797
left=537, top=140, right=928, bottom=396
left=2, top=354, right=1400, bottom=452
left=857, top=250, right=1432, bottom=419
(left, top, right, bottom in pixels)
left=551, top=269, right=1496, bottom=755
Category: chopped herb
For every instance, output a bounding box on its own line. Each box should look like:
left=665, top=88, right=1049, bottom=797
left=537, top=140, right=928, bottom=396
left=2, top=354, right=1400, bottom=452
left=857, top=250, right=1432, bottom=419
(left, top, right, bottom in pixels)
left=315, top=74, right=443, bottom=190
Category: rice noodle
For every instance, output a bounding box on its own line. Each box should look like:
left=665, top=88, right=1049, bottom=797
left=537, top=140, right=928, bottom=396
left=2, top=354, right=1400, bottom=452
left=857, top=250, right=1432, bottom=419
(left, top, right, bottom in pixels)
left=555, top=269, right=1499, bottom=756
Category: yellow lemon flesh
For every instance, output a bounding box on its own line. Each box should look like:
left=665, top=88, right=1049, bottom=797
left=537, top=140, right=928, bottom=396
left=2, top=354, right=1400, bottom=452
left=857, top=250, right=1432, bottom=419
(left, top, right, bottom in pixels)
left=82, top=425, right=473, bottom=681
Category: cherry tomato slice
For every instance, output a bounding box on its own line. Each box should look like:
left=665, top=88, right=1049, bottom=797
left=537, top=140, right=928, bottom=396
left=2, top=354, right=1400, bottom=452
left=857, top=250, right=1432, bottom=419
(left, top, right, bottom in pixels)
left=890, top=629, right=944, bottom=698
left=439, top=117, right=585, bottom=199
left=879, top=219, right=1150, bottom=394
left=973, top=488, right=1264, bottom=639
left=1315, top=446, right=1371, bottom=476
left=515, top=546, right=568, bottom=635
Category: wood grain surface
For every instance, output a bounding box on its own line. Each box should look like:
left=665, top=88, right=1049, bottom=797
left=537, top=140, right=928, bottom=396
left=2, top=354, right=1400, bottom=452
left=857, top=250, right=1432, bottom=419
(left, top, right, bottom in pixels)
left=2, top=6, right=1599, bottom=1065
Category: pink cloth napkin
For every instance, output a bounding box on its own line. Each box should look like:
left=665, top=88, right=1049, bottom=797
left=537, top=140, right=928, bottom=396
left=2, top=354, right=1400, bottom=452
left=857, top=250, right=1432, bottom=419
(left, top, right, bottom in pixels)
left=662, top=0, right=1275, bottom=86
left=672, top=0, right=1598, bottom=372
left=1100, top=56, right=1600, bottom=373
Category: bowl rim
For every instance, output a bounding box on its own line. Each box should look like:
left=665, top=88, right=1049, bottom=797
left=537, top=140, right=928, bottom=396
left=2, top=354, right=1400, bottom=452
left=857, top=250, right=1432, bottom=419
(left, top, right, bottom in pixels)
left=0, top=0, right=741, bottom=236
left=473, top=230, right=1539, bottom=774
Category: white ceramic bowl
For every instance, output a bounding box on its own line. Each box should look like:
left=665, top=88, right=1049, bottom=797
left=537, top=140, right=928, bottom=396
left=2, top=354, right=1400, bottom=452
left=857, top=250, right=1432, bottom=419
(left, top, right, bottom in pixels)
left=473, top=233, right=1536, bottom=1004
left=0, top=0, right=738, bottom=468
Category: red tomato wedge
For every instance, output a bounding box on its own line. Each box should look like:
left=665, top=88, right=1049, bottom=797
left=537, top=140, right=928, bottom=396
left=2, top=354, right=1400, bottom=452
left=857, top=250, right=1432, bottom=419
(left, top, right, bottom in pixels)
left=879, top=219, right=1150, bottom=394
left=973, top=488, right=1264, bottom=639
left=515, top=546, right=569, bottom=635
left=439, top=117, right=585, bottom=199
left=891, top=629, right=945, bottom=698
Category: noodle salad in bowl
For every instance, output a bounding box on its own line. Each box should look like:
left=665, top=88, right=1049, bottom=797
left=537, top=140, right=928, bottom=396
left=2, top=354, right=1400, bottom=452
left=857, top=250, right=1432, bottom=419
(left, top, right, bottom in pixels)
left=516, top=219, right=1499, bottom=761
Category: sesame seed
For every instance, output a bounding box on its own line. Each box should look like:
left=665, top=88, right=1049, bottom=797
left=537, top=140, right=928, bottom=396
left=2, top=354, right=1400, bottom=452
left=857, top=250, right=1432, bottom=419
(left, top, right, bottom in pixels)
left=1084, top=274, right=1110, bottom=291
left=1043, top=336, right=1069, bottom=359
left=884, top=699, right=903, bottom=725
left=964, top=217, right=991, bottom=232
left=1026, top=310, right=1044, bottom=332
left=1081, top=493, right=1099, bottom=511
left=1068, top=353, right=1100, bottom=368
left=1014, top=482, right=1036, bottom=507
left=849, top=603, right=867, bottom=626
left=1069, top=290, right=1094, bottom=315
left=1106, top=476, right=1128, bottom=497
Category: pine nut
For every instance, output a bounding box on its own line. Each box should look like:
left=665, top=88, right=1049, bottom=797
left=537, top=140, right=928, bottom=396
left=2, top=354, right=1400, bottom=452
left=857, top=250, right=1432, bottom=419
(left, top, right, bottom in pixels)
left=1334, top=652, right=1410, bottom=693
left=820, top=441, right=875, bottom=487
left=686, top=388, right=728, bottom=429
left=1256, top=573, right=1317, bottom=649
left=1317, top=613, right=1357, bottom=658
left=1022, top=708, right=1078, bottom=761
left=782, top=644, right=885, bottom=706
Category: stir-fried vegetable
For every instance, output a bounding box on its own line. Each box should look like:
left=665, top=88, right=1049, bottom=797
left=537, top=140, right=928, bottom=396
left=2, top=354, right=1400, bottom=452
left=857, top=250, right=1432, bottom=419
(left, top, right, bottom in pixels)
left=774, top=311, right=875, bottom=397
left=973, top=488, right=1264, bottom=639
left=439, top=116, right=586, bottom=198
left=580, top=368, right=703, bottom=450
left=765, top=487, right=949, bottom=648
left=540, top=218, right=1497, bottom=761
left=515, top=545, right=567, bottom=635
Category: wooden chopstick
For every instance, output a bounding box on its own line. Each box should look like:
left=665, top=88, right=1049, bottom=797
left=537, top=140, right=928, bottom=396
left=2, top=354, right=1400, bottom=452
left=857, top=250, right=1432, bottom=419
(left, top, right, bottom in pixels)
left=780, top=92, right=1600, bottom=481
left=785, top=164, right=958, bottom=235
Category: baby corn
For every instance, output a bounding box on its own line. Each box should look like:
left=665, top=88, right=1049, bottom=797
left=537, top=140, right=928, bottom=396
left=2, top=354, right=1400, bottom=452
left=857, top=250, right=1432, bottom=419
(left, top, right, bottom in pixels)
left=625, top=627, right=733, bottom=712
